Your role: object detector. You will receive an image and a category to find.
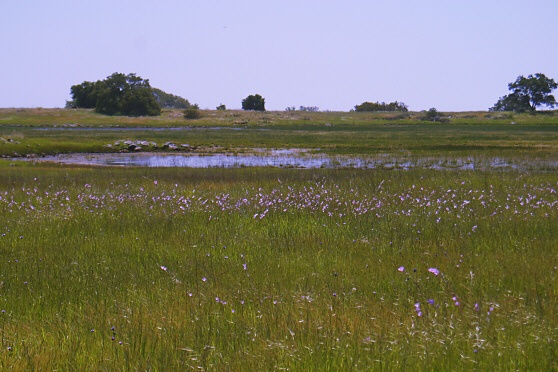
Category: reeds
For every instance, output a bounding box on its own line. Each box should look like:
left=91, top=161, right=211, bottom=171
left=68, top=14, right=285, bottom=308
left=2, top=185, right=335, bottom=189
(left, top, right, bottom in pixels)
left=0, top=165, right=556, bottom=369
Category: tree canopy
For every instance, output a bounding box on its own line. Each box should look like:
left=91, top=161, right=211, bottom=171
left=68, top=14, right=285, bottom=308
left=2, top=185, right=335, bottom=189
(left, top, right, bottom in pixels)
left=354, top=101, right=408, bottom=112
left=490, top=73, right=557, bottom=112
left=242, top=94, right=265, bottom=111
left=68, top=73, right=162, bottom=116
left=152, top=88, right=191, bottom=109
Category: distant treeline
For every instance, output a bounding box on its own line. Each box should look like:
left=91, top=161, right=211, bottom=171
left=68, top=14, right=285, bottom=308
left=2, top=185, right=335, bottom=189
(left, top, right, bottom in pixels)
left=152, top=88, right=191, bottom=109
left=67, top=73, right=190, bottom=116
left=354, top=101, right=409, bottom=112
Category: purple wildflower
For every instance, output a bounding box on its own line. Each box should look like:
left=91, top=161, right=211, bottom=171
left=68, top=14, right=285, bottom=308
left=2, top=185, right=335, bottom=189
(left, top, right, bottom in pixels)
left=428, top=268, right=440, bottom=276
left=398, top=266, right=405, bottom=272
left=414, top=302, right=422, bottom=316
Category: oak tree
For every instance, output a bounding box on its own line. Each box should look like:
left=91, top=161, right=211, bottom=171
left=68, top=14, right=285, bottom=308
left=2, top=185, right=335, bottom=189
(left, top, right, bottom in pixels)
left=490, top=73, right=557, bottom=112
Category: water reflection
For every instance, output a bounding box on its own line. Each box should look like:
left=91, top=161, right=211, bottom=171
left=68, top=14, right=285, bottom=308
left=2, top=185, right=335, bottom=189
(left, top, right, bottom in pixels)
left=19, top=152, right=558, bottom=171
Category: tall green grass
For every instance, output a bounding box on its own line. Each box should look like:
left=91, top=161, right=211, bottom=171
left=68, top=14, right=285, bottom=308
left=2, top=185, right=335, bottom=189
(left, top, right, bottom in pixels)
left=0, top=164, right=556, bottom=369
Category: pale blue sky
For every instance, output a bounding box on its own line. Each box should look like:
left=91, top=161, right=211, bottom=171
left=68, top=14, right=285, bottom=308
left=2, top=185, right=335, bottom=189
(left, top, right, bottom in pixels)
left=1, top=1, right=557, bottom=111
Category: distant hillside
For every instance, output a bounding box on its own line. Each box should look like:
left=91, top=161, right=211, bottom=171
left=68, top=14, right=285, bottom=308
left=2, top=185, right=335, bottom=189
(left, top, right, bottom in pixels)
left=152, top=88, right=191, bottom=109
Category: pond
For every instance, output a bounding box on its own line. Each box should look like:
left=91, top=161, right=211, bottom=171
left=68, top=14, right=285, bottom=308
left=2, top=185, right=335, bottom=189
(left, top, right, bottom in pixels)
left=15, top=150, right=558, bottom=171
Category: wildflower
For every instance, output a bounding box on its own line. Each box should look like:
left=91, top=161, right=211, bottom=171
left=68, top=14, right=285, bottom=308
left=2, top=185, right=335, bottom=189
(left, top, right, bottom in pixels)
left=428, top=268, right=440, bottom=276
left=414, top=302, right=422, bottom=316
left=202, top=277, right=207, bottom=282
left=398, top=266, right=405, bottom=272
left=427, top=299, right=435, bottom=305
left=243, top=263, right=247, bottom=270
left=160, top=266, right=167, bottom=271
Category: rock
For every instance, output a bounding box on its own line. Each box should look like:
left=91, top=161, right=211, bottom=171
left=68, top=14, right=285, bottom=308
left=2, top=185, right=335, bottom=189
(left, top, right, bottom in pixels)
left=163, top=142, right=178, bottom=150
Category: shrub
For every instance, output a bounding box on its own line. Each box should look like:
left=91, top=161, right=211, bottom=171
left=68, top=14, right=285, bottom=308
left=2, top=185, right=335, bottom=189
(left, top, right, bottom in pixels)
left=184, top=104, right=201, bottom=120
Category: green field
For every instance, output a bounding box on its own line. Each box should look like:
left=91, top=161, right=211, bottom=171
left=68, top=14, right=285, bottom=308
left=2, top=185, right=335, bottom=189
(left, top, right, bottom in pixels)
left=0, top=109, right=557, bottom=370
left=2, top=108, right=558, bottom=159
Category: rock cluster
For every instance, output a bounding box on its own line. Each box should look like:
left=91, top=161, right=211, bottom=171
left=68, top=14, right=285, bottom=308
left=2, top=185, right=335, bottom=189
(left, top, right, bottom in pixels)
left=107, top=140, right=192, bottom=152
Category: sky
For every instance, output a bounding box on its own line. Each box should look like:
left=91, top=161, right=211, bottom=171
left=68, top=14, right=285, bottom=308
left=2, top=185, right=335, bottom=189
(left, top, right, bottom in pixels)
left=1, top=1, right=557, bottom=112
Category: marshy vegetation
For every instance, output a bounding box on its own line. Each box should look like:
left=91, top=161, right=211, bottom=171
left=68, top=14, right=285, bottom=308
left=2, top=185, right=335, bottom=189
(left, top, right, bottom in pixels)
left=0, top=109, right=557, bottom=369
left=2, top=108, right=558, bottom=160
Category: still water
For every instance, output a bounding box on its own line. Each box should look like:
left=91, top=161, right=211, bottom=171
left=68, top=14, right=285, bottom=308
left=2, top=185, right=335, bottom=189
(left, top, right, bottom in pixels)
left=17, top=151, right=558, bottom=171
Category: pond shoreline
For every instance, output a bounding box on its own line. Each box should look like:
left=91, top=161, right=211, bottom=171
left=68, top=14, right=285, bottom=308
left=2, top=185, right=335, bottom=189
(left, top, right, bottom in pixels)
left=12, top=151, right=558, bottom=171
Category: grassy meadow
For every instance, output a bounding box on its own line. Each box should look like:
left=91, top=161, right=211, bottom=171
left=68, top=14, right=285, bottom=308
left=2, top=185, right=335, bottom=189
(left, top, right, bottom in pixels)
left=0, top=109, right=557, bottom=370
left=2, top=108, right=558, bottom=159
